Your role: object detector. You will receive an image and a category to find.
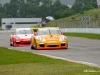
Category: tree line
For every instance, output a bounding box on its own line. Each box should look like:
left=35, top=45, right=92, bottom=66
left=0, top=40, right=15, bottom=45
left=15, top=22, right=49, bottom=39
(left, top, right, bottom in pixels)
left=0, top=0, right=98, bottom=26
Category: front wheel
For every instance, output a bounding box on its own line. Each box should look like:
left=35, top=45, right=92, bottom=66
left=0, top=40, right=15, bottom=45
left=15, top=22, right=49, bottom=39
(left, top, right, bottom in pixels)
left=10, top=43, right=12, bottom=46
left=31, top=44, right=34, bottom=49
left=10, top=38, right=13, bottom=46
left=12, top=40, right=15, bottom=47
left=31, top=39, right=34, bottom=49
left=34, top=40, right=37, bottom=50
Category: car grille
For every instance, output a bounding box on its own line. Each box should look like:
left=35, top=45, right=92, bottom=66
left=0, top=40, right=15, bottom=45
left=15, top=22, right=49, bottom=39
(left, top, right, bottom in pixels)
left=61, top=44, right=66, bottom=46
left=16, top=42, right=30, bottom=44
left=40, top=44, right=45, bottom=47
left=39, top=43, right=66, bottom=48
left=16, top=42, right=20, bottom=44
left=48, top=45, right=58, bottom=47
left=22, top=42, right=30, bottom=44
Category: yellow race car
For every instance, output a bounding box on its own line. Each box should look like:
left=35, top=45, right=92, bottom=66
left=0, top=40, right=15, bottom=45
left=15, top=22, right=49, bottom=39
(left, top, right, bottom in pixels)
left=31, top=27, right=68, bottom=50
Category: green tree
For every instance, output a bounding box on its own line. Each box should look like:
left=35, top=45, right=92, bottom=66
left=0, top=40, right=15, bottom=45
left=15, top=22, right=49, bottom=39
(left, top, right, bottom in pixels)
left=53, top=0, right=71, bottom=19
left=7, top=0, right=25, bottom=17
left=52, top=0, right=62, bottom=14
left=0, top=4, right=3, bottom=13
left=37, top=0, right=53, bottom=20
left=83, top=1, right=94, bottom=11
left=91, top=0, right=98, bottom=8
left=72, top=0, right=98, bottom=14
left=71, top=2, right=83, bottom=13
left=0, top=0, right=76, bottom=21
left=19, top=3, right=29, bottom=17
left=27, top=0, right=41, bottom=5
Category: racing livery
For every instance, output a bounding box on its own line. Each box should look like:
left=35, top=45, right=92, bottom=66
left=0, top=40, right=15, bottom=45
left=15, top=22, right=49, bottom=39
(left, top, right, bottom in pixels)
left=10, top=28, right=34, bottom=46
left=31, top=27, right=68, bottom=50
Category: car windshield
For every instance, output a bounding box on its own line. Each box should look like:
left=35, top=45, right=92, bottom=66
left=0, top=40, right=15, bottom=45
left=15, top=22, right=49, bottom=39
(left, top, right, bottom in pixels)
left=37, top=29, right=61, bottom=35
left=38, top=29, right=49, bottom=35
left=49, top=29, right=61, bottom=34
left=16, top=30, right=34, bottom=34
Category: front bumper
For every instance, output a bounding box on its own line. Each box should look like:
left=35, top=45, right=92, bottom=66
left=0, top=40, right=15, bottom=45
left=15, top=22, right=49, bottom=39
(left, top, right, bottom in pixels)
left=36, top=41, right=68, bottom=50
left=14, top=39, right=31, bottom=46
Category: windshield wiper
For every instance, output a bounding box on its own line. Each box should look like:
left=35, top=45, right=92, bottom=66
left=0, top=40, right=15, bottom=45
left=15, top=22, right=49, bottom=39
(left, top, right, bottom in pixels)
left=48, top=29, right=53, bottom=37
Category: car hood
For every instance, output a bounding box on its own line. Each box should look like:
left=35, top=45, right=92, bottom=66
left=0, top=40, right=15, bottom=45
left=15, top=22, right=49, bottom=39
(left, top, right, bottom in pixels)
left=40, top=34, right=62, bottom=40
left=16, top=34, right=33, bottom=39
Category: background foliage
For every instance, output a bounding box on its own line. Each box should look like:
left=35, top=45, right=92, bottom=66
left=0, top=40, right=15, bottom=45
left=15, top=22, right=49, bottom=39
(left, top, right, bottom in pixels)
left=0, top=0, right=98, bottom=26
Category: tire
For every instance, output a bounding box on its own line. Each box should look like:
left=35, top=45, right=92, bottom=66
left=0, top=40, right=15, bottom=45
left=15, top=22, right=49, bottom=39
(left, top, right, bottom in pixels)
left=10, top=43, right=12, bottom=46
left=12, top=40, right=15, bottom=47
left=30, top=39, right=34, bottom=49
left=10, top=39, right=13, bottom=46
left=31, top=44, right=34, bottom=49
left=66, top=44, right=68, bottom=49
left=34, top=40, right=37, bottom=50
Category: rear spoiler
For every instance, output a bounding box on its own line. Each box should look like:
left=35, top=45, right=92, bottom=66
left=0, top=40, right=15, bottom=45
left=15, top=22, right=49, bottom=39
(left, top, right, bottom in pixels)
left=31, top=28, right=38, bottom=31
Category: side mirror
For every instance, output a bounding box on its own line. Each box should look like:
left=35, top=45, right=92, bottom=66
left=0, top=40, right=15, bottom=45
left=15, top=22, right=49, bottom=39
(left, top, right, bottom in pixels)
left=61, top=32, right=65, bottom=35
left=34, top=32, right=37, bottom=36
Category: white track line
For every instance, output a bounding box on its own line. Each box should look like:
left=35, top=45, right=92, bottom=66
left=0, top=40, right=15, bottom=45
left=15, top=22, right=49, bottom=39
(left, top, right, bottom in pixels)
left=34, top=53, right=100, bottom=68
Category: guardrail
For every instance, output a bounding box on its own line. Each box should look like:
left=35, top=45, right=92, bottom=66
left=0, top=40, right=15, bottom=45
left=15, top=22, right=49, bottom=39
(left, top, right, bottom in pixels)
left=56, top=19, right=100, bottom=28
left=60, top=28, right=100, bottom=34
left=0, top=30, right=13, bottom=33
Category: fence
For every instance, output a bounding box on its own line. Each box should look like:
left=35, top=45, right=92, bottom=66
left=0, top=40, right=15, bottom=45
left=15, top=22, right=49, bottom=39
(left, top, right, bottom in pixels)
left=60, top=28, right=100, bottom=34
left=56, top=19, right=100, bottom=34
left=56, top=19, right=100, bottom=28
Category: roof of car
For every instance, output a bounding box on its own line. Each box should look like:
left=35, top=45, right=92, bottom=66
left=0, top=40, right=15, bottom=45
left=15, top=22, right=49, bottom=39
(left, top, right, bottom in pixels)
left=38, top=27, right=59, bottom=30
left=30, top=28, right=38, bottom=30
left=10, top=28, right=32, bottom=33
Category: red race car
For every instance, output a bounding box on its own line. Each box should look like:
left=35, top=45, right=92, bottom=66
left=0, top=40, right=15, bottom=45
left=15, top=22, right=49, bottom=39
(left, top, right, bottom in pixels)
left=10, top=28, right=34, bottom=46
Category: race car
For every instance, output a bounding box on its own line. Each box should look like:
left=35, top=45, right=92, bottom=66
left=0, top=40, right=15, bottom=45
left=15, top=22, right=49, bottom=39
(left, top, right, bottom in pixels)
left=31, top=27, right=68, bottom=50
left=10, top=28, right=34, bottom=46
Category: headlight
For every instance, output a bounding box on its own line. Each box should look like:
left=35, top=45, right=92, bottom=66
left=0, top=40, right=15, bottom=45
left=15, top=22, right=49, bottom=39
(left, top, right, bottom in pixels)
left=36, top=36, right=46, bottom=42
left=60, top=35, right=67, bottom=41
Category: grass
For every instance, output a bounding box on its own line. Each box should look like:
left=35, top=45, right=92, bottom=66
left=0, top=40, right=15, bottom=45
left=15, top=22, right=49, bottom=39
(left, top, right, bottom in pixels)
left=0, top=47, right=100, bottom=75
left=31, top=24, right=40, bottom=28
left=48, top=20, right=57, bottom=27
left=65, top=33, right=100, bottom=39
left=0, top=26, right=3, bottom=30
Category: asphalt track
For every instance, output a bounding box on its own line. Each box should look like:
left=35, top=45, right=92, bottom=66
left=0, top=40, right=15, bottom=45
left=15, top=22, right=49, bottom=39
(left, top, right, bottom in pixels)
left=0, top=33, right=100, bottom=67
